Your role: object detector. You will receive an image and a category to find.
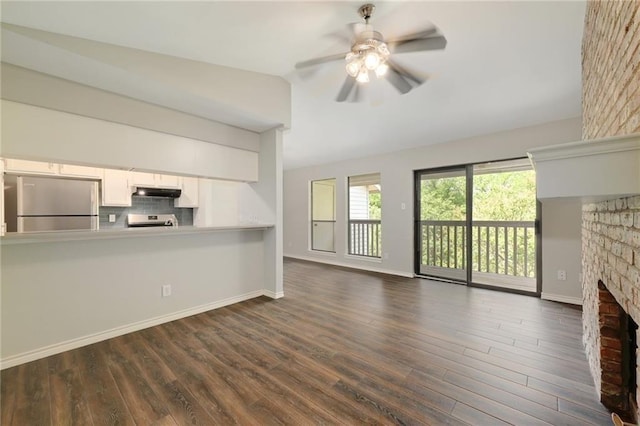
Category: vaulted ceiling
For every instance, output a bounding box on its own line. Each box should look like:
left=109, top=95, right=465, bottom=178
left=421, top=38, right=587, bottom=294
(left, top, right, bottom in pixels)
left=1, top=1, right=585, bottom=169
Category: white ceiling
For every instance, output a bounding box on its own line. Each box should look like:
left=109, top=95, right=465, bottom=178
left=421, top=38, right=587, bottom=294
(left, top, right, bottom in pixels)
left=0, top=1, right=586, bottom=170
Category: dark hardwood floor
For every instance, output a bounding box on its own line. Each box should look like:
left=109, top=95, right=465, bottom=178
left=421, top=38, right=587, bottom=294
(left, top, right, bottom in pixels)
left=1, top=258, right=611, bottom=425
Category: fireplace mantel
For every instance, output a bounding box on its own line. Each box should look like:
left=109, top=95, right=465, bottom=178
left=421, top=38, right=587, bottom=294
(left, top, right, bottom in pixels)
left=528, top=133, right=640, bottom=201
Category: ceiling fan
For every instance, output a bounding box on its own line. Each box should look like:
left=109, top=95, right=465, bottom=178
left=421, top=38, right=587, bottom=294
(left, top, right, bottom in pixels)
left=295, top=3, right=447, bottom=102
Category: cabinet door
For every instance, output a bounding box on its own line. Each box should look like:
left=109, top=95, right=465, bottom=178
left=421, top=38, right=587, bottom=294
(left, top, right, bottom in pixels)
left=129, top=171, right=156, bottom=187
left=102, top=169, right=131, bottom=206
left=3, top=158, right=58, bottom=175
left=156, top=174, right=180, bottom=188
left=59, top=164, right=102, bottom=179
left=175, top=177, right=199, bottom=207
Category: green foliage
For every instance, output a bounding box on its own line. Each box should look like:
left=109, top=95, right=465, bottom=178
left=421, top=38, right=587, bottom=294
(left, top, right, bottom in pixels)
left=420, top=176, right=466, bottom=220
left=420, top=170, right=536, bottom=221
left=420, top=169, right=537, bottom=278
left=473, top=170, right=536, bottom=221
left=368, top=192, right=381, bottom=219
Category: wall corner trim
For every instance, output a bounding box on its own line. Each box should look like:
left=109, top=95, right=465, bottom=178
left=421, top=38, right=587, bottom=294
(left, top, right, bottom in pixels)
left=263, top=290, right=284, bottom=299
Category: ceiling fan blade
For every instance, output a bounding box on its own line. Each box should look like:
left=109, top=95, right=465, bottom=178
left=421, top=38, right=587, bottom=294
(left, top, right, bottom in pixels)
left=390, top=60, right=426, bottom=86
left=325, top=23, right=359, bottom=45
left=386, top=26, right=438, bottom=44
left=295, top=52, right=348, bottom=69
left=352, top=83, right=363, bottom=103
left=388, top=35, right=447, bottom=54
left=336, top=76, right=356, bottom=102
left=385, top=62, right=412, bottom=94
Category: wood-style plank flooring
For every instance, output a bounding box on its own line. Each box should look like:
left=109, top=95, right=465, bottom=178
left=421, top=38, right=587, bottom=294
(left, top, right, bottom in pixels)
left=1, top=258, right=611, bottom=425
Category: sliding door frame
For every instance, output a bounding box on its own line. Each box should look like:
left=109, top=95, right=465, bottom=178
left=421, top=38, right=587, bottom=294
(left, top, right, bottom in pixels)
left=414, top=157, right=542, bottom=297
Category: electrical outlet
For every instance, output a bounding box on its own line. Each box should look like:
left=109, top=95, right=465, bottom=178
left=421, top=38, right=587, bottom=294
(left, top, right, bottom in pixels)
left=162, top=284, right=172, bottom=297
left=557, top=270, right=566, bottom=281
left=383, top=252, right=389, bottom=260
left=108, top=214, right=116, bottom=223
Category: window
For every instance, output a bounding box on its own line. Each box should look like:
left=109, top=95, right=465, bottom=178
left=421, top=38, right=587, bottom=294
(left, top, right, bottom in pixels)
left=348, top=173, right=381, bottom=257
left=311, top=178, right=336, bottom=252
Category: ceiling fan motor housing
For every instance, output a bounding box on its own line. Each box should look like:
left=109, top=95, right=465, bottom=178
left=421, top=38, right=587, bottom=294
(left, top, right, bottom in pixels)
left=358, top=4, right=376, bottom=22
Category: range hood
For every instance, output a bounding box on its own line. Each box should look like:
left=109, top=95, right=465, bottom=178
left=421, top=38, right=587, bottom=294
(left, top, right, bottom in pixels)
left=132, top=187, right=182, bottom=198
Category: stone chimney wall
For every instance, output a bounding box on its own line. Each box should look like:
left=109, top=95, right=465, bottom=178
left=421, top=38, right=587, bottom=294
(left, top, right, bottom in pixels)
left=581, top=0, right=640, bottom=413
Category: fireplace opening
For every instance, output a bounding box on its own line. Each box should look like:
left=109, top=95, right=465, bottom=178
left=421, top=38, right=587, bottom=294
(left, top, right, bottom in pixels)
left=622, top=313, right=638, bottom=422
left=597, top=280, right=639, bottom=422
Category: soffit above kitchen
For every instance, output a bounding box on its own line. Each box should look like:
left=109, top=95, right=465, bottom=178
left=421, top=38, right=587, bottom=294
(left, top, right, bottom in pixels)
left=1, top=22, right=291, bottom=133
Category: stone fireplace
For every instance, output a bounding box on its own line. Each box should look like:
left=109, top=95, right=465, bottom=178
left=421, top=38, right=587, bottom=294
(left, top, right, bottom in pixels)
left=538, top=0, right=640, bottom=422
left=529, top=131, right=640, bottom=424
left=582, top=195, right=640, bottom=422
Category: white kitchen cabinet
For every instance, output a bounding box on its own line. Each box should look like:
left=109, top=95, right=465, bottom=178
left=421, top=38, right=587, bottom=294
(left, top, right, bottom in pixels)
left=175, top=176, right=199, bottom=207
left=59, top=164, right=102, bottom=179
left=156, top=174, right=180, bottom=188
left=101, top=169, right=131, bottom=206
left=3, top=158, right=57, bottom=175
left=130, top=171, right=180, bottom=189
left=129, top=171, right=156, bottom=187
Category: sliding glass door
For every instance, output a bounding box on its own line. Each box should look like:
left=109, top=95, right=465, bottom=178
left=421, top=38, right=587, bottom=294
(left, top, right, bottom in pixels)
left=471, top=159, right=537, bottom=292
left=415, top=158, right=539, bottom=295
left=416, top=167, right=468, bottom=282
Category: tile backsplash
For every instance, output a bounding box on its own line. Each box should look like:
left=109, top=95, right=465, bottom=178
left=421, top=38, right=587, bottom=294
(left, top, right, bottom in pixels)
left=100, top=196, right=193, bottom=229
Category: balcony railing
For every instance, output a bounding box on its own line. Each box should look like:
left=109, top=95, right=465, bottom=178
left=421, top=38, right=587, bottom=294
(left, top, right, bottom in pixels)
left=419, top=220, right=536, bottom=281
left=349, top=219, right=381, bottom=258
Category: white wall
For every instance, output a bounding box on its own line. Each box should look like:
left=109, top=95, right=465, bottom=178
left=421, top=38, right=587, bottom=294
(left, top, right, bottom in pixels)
left=0, top=231, right=265, bottom=366
left=284, top=117, right=584, bottom=299
left=540, top=198, right=583, bottom=304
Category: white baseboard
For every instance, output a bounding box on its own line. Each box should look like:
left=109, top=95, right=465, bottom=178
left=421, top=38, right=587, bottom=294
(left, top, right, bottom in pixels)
left=284, top=254, right=413, bottom=278
left=0, top=290, right=265, bottom=370
left=541, top=292, right=583, bottom=306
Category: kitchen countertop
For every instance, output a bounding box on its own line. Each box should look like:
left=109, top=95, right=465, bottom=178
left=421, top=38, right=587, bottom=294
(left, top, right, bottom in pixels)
left=0, top=224, right=274, bottom=244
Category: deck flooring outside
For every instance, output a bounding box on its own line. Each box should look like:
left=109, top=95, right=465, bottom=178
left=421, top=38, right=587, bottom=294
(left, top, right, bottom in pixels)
left=1, top=257, right=611, bottom=425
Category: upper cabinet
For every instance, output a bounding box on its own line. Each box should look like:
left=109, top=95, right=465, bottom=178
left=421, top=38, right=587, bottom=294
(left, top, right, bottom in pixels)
left=130, top=171, right=180, bottom=189
left=175, top=177, right=199, bottom=208
left=58, top=164, right=102, bottom=179
left=101, top=169, right=131, bottom=207
left=3, top=159, right=101, bottom=179
left=4, top=158, right=58, bottom=175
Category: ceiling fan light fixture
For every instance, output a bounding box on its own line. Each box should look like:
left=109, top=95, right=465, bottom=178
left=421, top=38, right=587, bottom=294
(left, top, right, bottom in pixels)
left=375, top=62, right=389, bottom=78
left=364, top=51, right=380, bottom=70
left=356, top=69, right=370, bottom=83
left=345, top=54, right=361, bottom=77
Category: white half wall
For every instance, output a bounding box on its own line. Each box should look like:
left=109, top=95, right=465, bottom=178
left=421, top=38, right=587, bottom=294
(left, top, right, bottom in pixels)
left=1, top=231, right=266, bottom=367
left=284, top=117, right=584, bottom=299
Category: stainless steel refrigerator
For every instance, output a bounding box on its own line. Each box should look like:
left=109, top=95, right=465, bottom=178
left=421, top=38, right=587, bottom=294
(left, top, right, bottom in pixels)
left=5, top=175, right=99, bottom=232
